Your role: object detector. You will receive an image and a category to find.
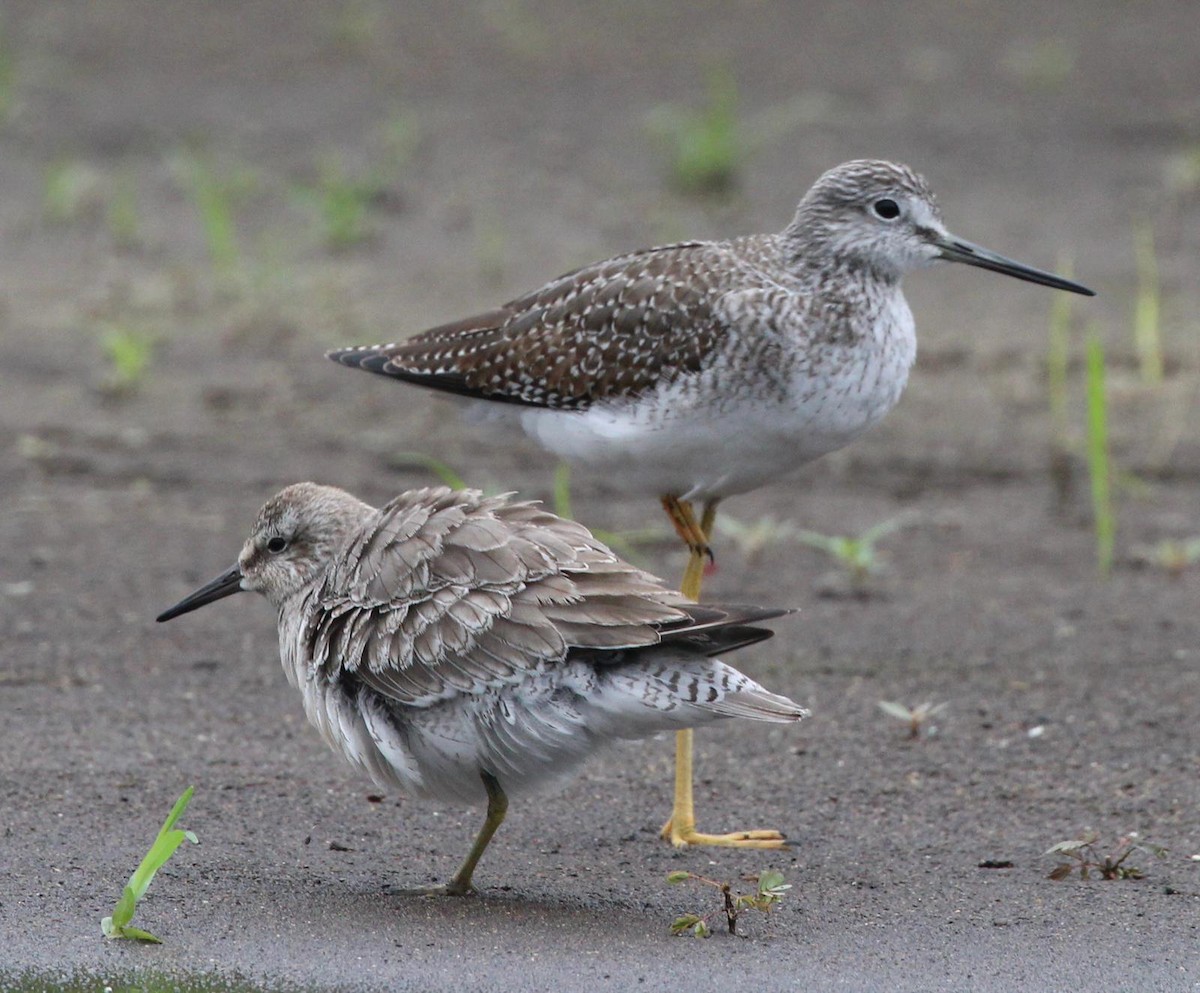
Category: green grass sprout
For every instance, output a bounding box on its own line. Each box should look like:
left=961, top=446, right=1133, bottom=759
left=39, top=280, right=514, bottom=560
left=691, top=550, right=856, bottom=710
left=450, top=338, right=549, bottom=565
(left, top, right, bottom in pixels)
left=648, top=66, right=740, bottom=196
left=177, top=153, right=256, bottom=278
left=387, top=452, right=470, bottom=490
left=102, top=786, right=198, bottom=943
left=1084, top=330, right=1115, bottom=577
left=106, top=171, right=141, bottom=250
left=1132, top=222, right=1163, bottom=385
left=792, top=515, right=911, bottom=584
left=1045, top=255, right=1077, bottom=506
left=99, top=324, right=155, bottom=395
left=294, top=157, right=382, bottom=251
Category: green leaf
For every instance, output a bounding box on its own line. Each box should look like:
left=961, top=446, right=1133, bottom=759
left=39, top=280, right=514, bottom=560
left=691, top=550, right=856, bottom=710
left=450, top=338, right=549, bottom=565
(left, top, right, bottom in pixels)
left=666, top=871, right=692, bottom=884
left=757, top=869, right=785, bottom=892
left=671, top=913, right=702, bottom=935
left=112, top=885, right=136, bottom=928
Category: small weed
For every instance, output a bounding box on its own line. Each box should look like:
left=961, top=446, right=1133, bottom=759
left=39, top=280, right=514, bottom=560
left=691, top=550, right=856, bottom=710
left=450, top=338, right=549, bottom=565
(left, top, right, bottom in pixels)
left=1132, top=222, right=1163, bottom=386
left=715, top=513, right=802, bottom=564
left=102, top=786, right=198, bottom=943
left=1045, top=830, right=1165, bottom=881
left=294, top=156, right=383, bottom=251
left=0, top=18, right=14, bottom=124
left=648, top=66, right=740, bottom=196
left=388, top=452, right=471, bottom=490
left=877, top=700, right=947, bottom=739
left=379, top=109, right=421, bottom=175
left=793, top=515, right=912, bottom=585
left=1002, top=38, right=1076, bottom=91
left=106, top=171, right=141, bottom=250
left=177, top=153, right=255, bottom=278
left=43, top=159, right=103, bottom=223
left=1084, top=330, right=1115, bottom=577
left=99, top=324, right=155, bottom=395
left=668, top=869, right=790, bottom=937
left=1046, top=255, right=1076, bottom=505
left=551, top=462, right=663, bottom=561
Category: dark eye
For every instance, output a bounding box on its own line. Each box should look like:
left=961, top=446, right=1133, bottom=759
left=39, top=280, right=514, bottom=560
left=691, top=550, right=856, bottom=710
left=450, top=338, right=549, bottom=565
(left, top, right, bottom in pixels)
left=872, top=198, right=900, bottom=220
left=266, top=537, right=288, bottom=554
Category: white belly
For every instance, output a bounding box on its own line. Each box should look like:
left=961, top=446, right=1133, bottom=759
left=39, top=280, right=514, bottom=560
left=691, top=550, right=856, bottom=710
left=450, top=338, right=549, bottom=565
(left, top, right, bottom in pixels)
left=517, top=313, right=916, bottom=502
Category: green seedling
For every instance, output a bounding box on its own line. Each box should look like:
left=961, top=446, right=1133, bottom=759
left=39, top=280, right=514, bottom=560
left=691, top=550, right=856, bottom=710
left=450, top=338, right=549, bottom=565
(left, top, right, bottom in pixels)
left=1046, top=255, right=1075, bottom=505
left=668, top=869, right=790, bottom=937
left=106, top=171, right=141, bottom=250
left=175, top=154, right=253, bottom=279
left=1132, top=222, right=1163, bottom=385
left=294, top=157, right=382, bottom=251
left=648, top=66, right=740, bottom=196
left=387, top=452, right=470, bottom=490
left=102, top=786, right=198, bottom=943
left=877, top=699, right=947, bottom=739
left=793, top=515, right=911, bottom=584
left=1045, top=830, right=1165, bottom=881
left=0, top=18, right=14, bottom=123
left=715, top=513, right=802, bottom=564
left=43, top=159, right=103, bottom=223
left=1084, top=330, right=1115, bottom=577
left=1003, top=38, right=1076, bottom=91
left=99, top=325, right=155, bottom=394
left=550, top=463, right=663, bottom=561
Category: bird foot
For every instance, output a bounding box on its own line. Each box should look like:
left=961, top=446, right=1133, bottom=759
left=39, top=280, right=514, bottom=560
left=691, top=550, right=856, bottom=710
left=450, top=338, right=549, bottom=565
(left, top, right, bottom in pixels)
left=660, top=817, right=790, bottom=850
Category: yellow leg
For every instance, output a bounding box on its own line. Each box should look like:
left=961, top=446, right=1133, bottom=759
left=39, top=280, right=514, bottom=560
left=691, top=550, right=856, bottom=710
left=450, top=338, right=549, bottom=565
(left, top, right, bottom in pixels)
left=660, top=500, right=788, bottom=849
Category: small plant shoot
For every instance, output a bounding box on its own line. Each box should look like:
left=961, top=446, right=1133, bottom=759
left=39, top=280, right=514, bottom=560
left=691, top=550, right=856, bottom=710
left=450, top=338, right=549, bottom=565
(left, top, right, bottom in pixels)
left=101, top=786, right=199, bottom=943
left=1045, top=830, right=1165, bottom=881
left=668, top=869, right=790, bottom=937
left=878, top=699, right=947, bottom=739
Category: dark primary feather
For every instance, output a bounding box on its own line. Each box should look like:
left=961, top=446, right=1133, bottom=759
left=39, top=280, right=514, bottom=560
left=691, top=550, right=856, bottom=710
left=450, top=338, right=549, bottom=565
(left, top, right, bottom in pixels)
left=328, top=239, right=781, bottom=411
left=299, top=487, right=790, bottom=706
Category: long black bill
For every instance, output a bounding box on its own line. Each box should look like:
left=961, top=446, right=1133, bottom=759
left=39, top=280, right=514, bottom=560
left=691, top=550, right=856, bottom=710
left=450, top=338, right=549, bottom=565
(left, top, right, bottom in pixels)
left=156, top=565, right=244, bottom=622
left=937, top=236, right=1095, bottom=296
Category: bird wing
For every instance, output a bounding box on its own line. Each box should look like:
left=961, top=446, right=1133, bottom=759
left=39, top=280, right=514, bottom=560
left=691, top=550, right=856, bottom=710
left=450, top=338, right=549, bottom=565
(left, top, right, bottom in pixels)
left=301, top=487, right=698, bottom=706
left=328, top=240, right=775, bottom=410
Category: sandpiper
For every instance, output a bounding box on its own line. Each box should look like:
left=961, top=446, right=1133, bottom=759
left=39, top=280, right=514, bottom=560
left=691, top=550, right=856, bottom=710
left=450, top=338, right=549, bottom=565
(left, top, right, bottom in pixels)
left=156, top=483, right=806, bottom=895
left=328, top=159, right=1095, bottom=848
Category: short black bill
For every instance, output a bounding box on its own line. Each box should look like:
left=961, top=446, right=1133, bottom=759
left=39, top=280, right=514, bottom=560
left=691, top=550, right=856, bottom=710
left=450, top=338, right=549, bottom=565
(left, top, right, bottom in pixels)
left=156, top=565, right=244, bottom=622
left=937, top=236, right=1095, bottom=296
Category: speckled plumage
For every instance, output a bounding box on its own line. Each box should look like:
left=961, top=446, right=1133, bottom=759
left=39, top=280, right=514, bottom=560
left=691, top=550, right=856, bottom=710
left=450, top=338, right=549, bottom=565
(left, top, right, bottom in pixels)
left=157, top=483, right=806, bottom=889
left=329, top=160, right=1091, bottom=504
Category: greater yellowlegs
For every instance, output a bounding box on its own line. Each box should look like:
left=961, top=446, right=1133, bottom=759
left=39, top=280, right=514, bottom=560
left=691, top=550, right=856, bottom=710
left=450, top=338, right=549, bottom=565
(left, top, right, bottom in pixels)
left=328, top=159, right=1094, bottom=848
left=157, top=483, right=806, bottom=893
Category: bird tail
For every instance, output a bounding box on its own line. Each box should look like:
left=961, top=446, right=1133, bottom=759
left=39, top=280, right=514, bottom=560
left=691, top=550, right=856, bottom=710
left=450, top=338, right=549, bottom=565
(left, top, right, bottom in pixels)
left=579, top=654, right=807, bottom=740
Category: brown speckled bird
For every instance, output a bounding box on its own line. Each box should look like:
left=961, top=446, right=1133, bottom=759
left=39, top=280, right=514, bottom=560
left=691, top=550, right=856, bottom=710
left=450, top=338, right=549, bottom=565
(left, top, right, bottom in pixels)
left=328, top=160, right=1093, bottom=848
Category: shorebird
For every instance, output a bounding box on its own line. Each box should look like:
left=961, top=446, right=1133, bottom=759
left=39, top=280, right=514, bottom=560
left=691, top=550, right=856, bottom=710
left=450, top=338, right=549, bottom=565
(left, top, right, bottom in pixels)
left=156, top=483, right=806, bottom=895
left=328, top=159, right=1095, bottom=848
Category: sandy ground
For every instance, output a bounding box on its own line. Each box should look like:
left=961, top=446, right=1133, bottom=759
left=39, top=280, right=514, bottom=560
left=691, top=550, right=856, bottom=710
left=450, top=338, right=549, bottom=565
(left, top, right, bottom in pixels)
left=1, top=2, right=1199, bottom=991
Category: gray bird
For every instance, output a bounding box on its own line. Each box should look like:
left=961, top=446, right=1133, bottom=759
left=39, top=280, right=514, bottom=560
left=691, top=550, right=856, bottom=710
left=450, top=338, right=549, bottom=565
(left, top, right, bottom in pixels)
left=157, top=483, right=806, bottom=895
left=327, top=159, right=1094, bottom=848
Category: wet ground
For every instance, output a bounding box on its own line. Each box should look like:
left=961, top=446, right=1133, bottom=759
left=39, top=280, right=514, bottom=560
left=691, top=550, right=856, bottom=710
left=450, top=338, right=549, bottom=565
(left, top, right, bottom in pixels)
left=1, top=2, right=1198, bottom=991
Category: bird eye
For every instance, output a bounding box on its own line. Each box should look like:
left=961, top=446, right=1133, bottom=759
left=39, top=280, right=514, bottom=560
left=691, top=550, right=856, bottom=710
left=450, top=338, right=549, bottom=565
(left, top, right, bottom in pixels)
left=266, top=537, right=288, bottom=553
left=872, top=198, right=901, bottom=220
